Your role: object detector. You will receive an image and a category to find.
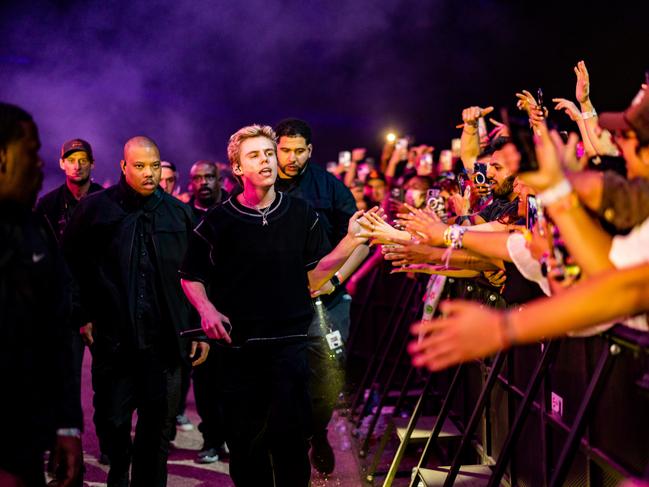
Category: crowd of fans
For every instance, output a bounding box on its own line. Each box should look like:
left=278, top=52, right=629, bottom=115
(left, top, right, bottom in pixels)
left=329, top=61, right=649, bottom=372
left=1, top=58, right=648, bottom=486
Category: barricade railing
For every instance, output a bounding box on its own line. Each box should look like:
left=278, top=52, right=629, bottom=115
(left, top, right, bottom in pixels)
left=347, top=269, right=649, bottom=486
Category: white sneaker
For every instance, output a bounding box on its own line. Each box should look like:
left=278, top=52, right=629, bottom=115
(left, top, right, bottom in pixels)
left=176, top=414, right=194, bottom=431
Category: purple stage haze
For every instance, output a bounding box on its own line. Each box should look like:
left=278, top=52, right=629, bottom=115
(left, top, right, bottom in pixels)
left=1, top=0, right=646, bottom=194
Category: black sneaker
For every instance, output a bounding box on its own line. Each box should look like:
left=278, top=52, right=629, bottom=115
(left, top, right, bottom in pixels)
left=196, top=447, right=219, bottom=464
left=98, top=453, right=110, bottom=465
left=310, top=433, right=335, bottom=474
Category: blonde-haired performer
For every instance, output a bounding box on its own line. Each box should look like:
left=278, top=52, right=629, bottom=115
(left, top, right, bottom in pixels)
left=180, top=124, right=371, bottom=486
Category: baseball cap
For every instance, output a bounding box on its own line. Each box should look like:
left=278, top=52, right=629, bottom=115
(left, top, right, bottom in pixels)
left=599, top=88, right=649, bottom=144
left=161, top=161, right=177, bottom=171
left=366, top=169, right=386, bottom=183
left=61, top=139, right=93, bottom=160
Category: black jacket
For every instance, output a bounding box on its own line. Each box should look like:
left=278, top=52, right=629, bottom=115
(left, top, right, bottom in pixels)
left=275, top=163, right=356, bottom=247
left=275, top=163, right=357, bottom=307
left=62, top=179, right=197, bottom=361
left=35, top=181, right=104, bottom=241
left=0, top=202, right=83, bottom=471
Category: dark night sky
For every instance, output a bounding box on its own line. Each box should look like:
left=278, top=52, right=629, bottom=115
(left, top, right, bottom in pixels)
left=1, top=0, right=646, bottom=193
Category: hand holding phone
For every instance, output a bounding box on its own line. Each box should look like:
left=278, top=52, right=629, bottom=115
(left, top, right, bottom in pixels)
left=526, top=195, right=539, bottom=231
left=338, top=151, right=352, bottom=168
left=473, top=162, right=487, bottom=185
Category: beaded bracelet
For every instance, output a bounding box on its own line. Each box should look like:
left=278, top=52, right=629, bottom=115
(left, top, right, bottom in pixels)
left=443, top=224, right=467, bottom=249
left=538, top=179, right=572, bottom=206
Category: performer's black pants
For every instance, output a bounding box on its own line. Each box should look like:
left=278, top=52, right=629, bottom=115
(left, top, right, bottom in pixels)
left=218, top=339, right=311, bottom=487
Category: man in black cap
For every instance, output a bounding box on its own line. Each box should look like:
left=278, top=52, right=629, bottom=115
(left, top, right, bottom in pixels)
left=36, top=139, right=104, bottom=240
left=62, top=135, right=209, bottom=487
left=0, top=102, right=83, bottom=486
left=35, top=138, right=107, bottom=465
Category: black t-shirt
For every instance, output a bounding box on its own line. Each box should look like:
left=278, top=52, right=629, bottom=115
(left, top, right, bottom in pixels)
left=180, top=192, right=331, bottom=344
left=478, top=196, right=519, bottom=223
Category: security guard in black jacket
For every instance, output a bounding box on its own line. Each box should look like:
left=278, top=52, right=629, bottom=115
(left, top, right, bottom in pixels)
left=0, top=102, right=83, bottom=486
left=35, top=138, right=104, bottom=240
left=274, top=119, right=367, bottom=474
left=62, top=136, right=209, bottom=487
left=35, top=138, right=107, bottom=464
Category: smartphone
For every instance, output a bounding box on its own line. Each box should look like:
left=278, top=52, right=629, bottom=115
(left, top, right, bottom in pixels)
left=457, top=172, right=471, bottom=194
left=426, top=188, right=446, bottom=222
left=549, top=224, right=581, bottom=281
left=420, top=153, right=433, bottom=172
left=478, top=117, right=488, bottom=140
left=439, top=150, right=453, bottom=173
left=451, top=138, right=461, bottom=157
left=338, top=151, right=351, bottom=168
left=526, top=195, right=538, bottom=231
left=426, top=188, right=441, bottom=206
left=536, top=88, right=544, bottom=109
left=396, top=138, right=409, bottom=151
left=502, top=108, right=539, bottom=173
left=473, top=162, right=487, bottom=185
left=391, top=187, right=404, bottom=202
left=357, top=163, right=370, bottom=181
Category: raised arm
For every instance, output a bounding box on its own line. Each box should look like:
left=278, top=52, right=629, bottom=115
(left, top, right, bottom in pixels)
left=310, top=244, right=370, bottom=297
left=573, top=61, right=618, bottom=156
left=552, top=97, right=597, bottom=156
left=460, top=105, right=493, bottom=173
left=521, top=126, right=616, bottom=276
left=409, top=263, right=649, bottom=371
left=308, top=210, right=368, bottom=292
left=384, top=242, right=501, bottom=272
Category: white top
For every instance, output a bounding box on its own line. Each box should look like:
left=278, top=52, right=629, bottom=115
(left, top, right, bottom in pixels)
left=607, top=216, right=649, bottom=332
left=506, top=232, right=551, bottom=297
left=505, top=226, right=649, bottom=336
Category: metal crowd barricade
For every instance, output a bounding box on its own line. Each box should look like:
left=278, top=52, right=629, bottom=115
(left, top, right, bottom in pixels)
left=348, top=263, right=649, bottom=486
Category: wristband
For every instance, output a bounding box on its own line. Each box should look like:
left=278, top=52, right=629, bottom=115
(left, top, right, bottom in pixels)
left=538, top=179, right=572, bottom=206
left=330, top=273, right=342, bottom=288
left=443, top=224, right=467, bottom=249
left=499, top=311, right=516, bottom=349
left=57, top=428, right=82, bottom=438
left=581, top=110, right=597, bottom=120
left=547, top=192, right=580, bottom=214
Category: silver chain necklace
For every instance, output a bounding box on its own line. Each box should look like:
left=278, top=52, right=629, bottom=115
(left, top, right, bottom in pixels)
left=241, top=192, right=276, bottom=226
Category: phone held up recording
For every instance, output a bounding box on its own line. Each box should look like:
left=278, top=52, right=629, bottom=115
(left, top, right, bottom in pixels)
left=426, top=188, right=447, bottom=222
left=338, top=151, right=351, bottom=169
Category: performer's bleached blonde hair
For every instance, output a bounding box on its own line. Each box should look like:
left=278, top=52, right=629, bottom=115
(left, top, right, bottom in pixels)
left=227, top=124, right=277, bottom=174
